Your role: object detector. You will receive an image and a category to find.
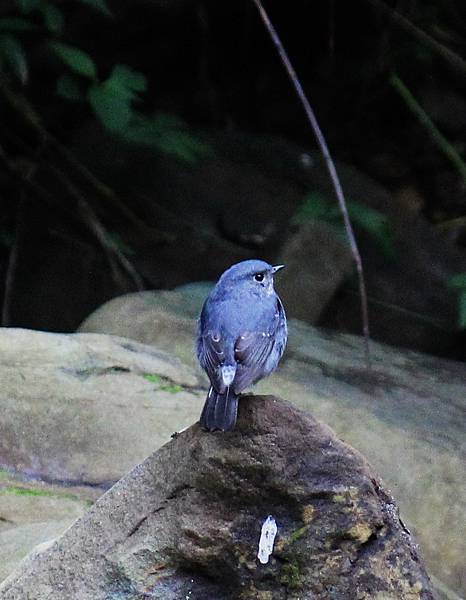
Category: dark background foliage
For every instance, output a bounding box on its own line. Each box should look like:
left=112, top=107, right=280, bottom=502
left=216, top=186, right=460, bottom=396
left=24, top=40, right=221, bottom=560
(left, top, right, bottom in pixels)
left=0, top=0, right=465, bottom=359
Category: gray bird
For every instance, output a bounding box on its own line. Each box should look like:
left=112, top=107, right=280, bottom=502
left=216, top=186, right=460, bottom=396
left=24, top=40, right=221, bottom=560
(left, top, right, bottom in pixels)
left=197, top=259, right=287, bottom=432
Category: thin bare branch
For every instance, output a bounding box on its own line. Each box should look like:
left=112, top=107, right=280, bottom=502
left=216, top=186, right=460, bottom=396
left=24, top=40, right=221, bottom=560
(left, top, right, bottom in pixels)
left=0, top=137, right=144, bottom=292
left=364, top=0, right=466, bottom=78
left=48, top=162, right=145, bottom=290
left=252, top=0, right=371, bottom=364
left=0, top=78, right=167, bottom=240
left=390, top=73, right=466, bottom=182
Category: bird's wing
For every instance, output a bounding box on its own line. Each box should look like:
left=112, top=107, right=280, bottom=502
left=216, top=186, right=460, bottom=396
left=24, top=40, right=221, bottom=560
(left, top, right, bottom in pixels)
left=233, top=297, right=287, bottom=392
left=198, top=331, right=225, bottom=391
left=197, top=298, right=232, bottom=392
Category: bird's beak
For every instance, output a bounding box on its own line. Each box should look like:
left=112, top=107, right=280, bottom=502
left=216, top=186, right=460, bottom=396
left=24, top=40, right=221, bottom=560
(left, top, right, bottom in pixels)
left=272, top=264, right=285, bottom=274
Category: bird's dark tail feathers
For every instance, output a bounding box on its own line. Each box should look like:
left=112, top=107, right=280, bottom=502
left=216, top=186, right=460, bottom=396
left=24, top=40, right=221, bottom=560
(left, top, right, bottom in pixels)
left=200, top=386, right=238, bottom=432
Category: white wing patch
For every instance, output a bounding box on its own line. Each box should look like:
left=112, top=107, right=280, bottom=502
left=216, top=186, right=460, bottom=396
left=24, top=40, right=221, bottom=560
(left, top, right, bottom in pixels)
left=221, top=364, right=236, bottom=386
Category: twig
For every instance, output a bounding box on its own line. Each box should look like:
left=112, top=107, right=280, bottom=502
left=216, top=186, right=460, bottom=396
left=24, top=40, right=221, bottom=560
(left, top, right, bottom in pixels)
left=44, top=162, right=145, bottom=290
left=0, top=138, right=144, bottom=291
left=0, top=143, right=72, bottom=324
left=364, top=0, right=466, bottom=78
left=46, top=136, right=162, bottom=237
left=0, top=78, right=167, bottom=240
left=390, top=73, right=466, bottom=182
left=343, top=288, right=447, bottom=329
left=252, top=0, right=371, bottom=365
left=436, top=216, right=466, bottom=231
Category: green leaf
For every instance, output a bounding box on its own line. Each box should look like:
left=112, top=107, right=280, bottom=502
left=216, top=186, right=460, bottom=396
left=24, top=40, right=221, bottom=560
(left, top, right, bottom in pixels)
left=107, top=64, right=147, bottom=97
left=40, top=2, right=64, bottom=33
left=293, top=192, right=340, bottom=223
left=88, top=80, right=133, bottom=132
left=87, top=65, right=147, bottom=132
left=0, top=18, right=36, bottom=32
left=347, top=201, right=395, bottom=258
left=458, top=291, right=466, bottom=329
left=87, top=65, right=208, bottom=163
left=0, top=34, right=28, bottom=83
left=348, top=202, right=387, bottom=235
left=49, top=42, right=97, bottom=79
left=17, top=0, right=41, bottom=14
left=77, top=0, right=113, bottom=17
left=123, top=112, right=211, bottom=163
left=56, top=74, right=83, bottom=100
left=293, top=193, right=395, bottom=258
left=448, top=273, right=466, bottom=290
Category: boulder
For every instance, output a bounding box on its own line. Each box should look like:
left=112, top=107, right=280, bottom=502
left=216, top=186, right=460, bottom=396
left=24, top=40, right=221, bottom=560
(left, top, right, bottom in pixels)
left=0, top=470, right=98, bottom=582
left=77, top=288, right=466, bottom=596
left=0, top=396, right=436, bottom=600
left=0, top=328, right=204, bottom=485
left=275, top=221, right=353, bottom=323
left=79, top=286, right=212, bottom=368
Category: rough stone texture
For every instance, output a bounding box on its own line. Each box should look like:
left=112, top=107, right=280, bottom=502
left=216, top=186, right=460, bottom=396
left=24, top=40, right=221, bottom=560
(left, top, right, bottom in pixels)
left=0, top=328, right=204, bottom=485
left=275, top=222, right=353, bottom=323
left=78, top=287, right=466, bottom=596
left=0, top=396, right=436, bottom=600
left=80, top=285, right=213, bottom=369
left=0, top=471, right=98, bottom=582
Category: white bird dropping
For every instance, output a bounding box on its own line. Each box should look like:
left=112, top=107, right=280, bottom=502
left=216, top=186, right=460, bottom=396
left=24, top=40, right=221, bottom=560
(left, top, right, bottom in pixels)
left=257, top=515, right=277, bottom=564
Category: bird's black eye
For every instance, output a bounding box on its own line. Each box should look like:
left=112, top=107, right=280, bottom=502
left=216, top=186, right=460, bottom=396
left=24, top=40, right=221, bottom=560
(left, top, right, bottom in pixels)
left=254, top=272, right=265, bottom=282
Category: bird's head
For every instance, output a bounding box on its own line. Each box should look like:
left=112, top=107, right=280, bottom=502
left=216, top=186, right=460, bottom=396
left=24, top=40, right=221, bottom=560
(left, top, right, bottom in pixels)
left=218, top=259, right=284, bottom=296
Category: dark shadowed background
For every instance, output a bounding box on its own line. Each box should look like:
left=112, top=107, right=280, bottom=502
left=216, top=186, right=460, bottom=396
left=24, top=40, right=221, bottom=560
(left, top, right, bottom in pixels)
left=0, top=0, right=465, bottom=360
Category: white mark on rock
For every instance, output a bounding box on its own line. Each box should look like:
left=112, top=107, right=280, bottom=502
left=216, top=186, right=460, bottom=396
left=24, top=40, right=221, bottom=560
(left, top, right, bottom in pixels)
left=257, top=515, right=277, bottom=564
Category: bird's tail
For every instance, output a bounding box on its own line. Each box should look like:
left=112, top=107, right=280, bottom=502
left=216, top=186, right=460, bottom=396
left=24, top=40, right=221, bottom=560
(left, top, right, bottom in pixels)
left=199, top=386, right=238, bottom=432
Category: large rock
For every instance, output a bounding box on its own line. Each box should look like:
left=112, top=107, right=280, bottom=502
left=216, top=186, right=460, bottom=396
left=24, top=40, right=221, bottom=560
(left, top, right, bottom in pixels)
left=0, top=470, right=98, bottom=582
left=275, top=221, right=353, bottom=323
left=78, top=288, right=466, bottom=596
left=0, top=328, right=204, bottom=485
left=79, top=286, right=209, bottom=368
left=0, top=396, right=436, bottom=600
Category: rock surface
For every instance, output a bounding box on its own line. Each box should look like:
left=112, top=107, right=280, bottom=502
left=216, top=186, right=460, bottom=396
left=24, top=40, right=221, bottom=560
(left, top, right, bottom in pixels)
left=78, top=287, right=466, bottom=596
left=275, top=221, right=353, bottom=323
left=0, top=396, right=436, bottom=600
left=0, top=328, right=204, bottom=485
left=0, top=470, right=98, bottom=583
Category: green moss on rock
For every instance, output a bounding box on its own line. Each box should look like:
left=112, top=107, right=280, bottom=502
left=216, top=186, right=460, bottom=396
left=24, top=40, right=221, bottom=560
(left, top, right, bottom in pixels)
left=280, top=560, right=303, bottom=590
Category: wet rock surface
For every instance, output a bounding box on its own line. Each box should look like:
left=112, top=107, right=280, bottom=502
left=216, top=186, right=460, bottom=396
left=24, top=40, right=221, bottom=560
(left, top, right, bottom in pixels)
left=0, top=396, right=436, bottom=600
